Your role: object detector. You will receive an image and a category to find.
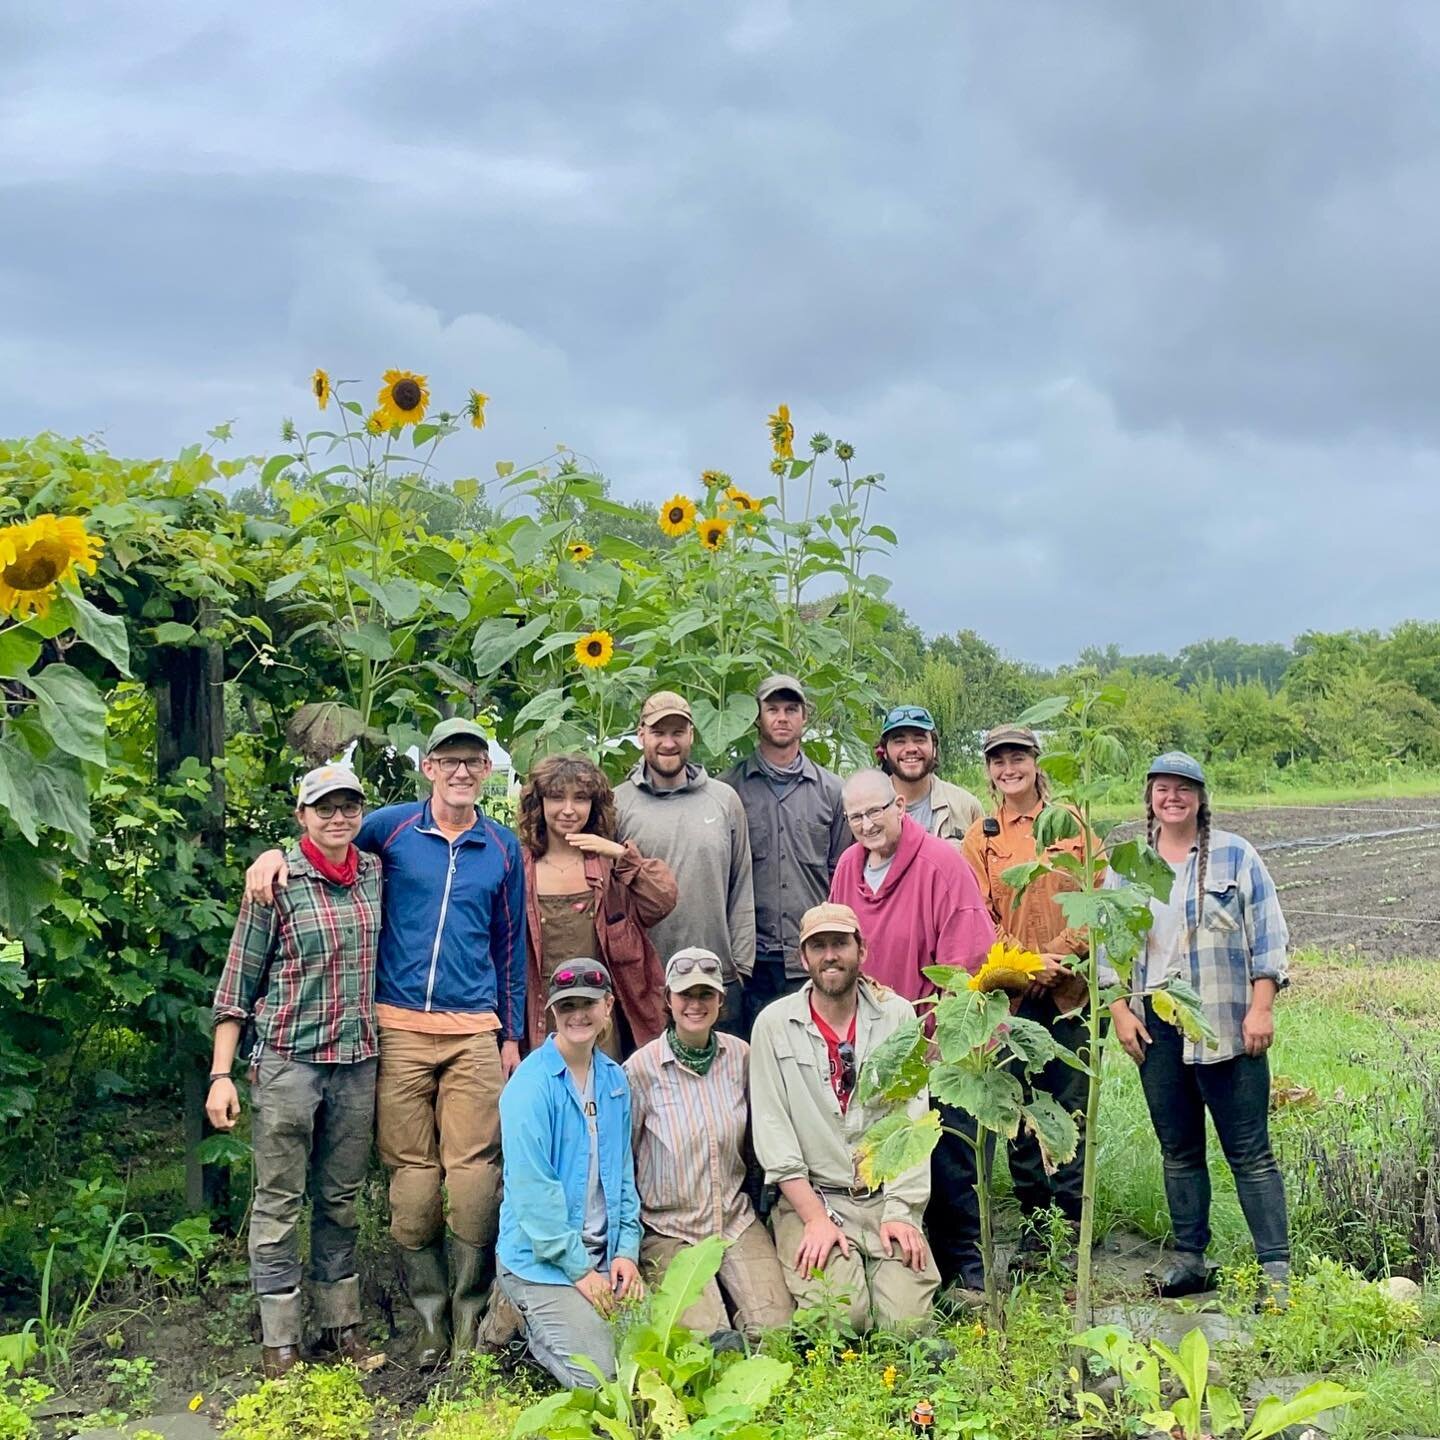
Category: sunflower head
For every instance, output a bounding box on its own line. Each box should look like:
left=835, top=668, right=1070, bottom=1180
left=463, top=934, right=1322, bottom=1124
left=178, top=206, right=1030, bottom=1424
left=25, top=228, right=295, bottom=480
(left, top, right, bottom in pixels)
left=698, top=516, right=730, bottom=551
left=365, top=410, right=389, bottom=437
left=968, top=941, right=1047, bottom=995
left=658, top=494, right=697, bottom=537
left=768, top=402, right=796, bottom=460
left=566, top=541, right=595, bottom=563
left=700, top=469, right=732, bottom=489
left=725, top=486, right=759, bottom=513
left=311, top=368, right=331, bottom=411
left=0, top=514, right=104, bottom=620
left=770, top=457, right=787, bottom=476
left=574, top=630, right=615, bottom=669
left=466, top=389, right=489, bottom=431
left=375, top=369, right=431, bottom=428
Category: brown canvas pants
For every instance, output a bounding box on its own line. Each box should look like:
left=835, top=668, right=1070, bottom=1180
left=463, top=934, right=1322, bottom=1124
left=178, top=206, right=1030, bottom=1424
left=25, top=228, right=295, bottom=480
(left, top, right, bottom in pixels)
left=640, top=1217, right=794, bottom=1338
left=376, top=1029, right=503, bottom=1250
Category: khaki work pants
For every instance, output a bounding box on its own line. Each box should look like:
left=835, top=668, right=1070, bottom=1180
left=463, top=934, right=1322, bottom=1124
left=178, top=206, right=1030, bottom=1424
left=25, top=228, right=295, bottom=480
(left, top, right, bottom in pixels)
left=376, top=1029, right=503, bottom=1250
left=771, top=1192, right=939, bottom=1334
left=640, top=1217, right=795, bottom=1338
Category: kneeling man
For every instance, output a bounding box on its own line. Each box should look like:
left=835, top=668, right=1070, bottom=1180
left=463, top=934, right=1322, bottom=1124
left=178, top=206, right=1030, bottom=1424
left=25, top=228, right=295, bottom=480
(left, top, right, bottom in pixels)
left=749, top=902, right=939, bottom=1333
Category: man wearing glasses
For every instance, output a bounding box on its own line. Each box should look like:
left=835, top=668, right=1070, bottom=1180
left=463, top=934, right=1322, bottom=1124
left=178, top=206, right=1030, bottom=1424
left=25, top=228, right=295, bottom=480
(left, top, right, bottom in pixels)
left=749, top=903, right=940, bottom=1333
left=243, top=718, right=525, bottom=1366
left=875, top=705, right=982, bottom=848
left=828, top=769, right=995, bottom=1296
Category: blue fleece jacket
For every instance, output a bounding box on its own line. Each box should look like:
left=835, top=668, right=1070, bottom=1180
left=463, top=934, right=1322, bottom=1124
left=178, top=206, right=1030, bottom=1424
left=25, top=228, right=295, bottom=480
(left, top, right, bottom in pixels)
left=357, top=801, right=526, bottom=1039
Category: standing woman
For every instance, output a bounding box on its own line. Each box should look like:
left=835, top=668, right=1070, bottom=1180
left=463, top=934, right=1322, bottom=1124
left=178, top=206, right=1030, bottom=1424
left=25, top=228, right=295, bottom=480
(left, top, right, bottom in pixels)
left=207, top=766, right=381, bottom=1377
left=625, top=948, right=794, bottom=1346
left=497, top=963, right=645, bottom=1387
left=1109, top=752, right=1290, bottom=1298
left=961, top=726, right=1095, bottom=1264
left=518, top=754, right=676, bottom=1058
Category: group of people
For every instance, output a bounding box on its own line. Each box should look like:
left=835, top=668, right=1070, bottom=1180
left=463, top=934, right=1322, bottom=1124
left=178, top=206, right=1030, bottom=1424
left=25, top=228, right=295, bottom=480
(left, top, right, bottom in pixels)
left=207, top=677, right=1292, bottom=1385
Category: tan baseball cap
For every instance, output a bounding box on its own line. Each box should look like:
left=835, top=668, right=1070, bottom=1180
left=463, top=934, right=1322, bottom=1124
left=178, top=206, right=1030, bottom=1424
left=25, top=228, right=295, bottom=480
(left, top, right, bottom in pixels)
left=756, top=673, right=807, bottom=705
left=296, top=764, right=365, bottom=806
left=798, top=902, right=862, bottom=947
left=982, top=725, right=1040, bottom=755
left=639, top=690, right=693, bottom=726
left=664, top=947, right=726, bottom=994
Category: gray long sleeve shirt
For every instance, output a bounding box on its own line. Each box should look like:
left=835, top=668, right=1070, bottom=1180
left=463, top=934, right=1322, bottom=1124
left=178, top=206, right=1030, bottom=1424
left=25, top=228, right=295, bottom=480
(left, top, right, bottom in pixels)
left=614, top=762, right=756, bottom=981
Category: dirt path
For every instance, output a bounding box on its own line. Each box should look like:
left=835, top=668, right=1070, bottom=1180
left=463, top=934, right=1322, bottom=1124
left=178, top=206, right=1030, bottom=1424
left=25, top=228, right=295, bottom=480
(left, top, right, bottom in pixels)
left=1112, top=794, right=1440, bottom=961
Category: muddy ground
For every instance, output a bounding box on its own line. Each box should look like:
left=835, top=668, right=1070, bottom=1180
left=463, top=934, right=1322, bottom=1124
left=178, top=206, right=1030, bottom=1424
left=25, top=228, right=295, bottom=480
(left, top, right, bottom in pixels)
left=1110, top=793, right=1440, bottom=961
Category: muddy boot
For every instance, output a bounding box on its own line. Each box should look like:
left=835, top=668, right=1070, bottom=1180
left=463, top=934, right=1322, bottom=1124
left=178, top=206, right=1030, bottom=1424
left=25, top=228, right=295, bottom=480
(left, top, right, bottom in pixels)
left=448, top=1234, right=494, bottom=1361
left=1147, top=1250, right=1218, bottom=1299
left=258, top=1287, right=303, bottom=1379
left=476, top=1280, right=524, bottom=1351
left=311, top=1274, right=366, bottom=1364
left=399, top=1242, right=451, bottom=1369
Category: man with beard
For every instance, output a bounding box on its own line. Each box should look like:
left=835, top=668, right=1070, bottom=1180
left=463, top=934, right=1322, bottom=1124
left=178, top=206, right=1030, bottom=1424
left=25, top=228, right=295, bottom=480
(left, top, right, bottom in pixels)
left=875, top=705, right=982, bottom=847
left=614, top=691, right=755, bottom=1028
left=244, top=719, right=525, bottom=1366
left=749, top=903, right=940, bottom=1333
left=722, top=675, right=851, bottom=1038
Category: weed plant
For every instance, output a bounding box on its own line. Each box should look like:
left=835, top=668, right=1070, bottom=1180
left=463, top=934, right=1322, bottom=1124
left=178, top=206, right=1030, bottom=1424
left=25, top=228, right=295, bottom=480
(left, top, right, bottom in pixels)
left=223, top=1363, right=374, bottom=1440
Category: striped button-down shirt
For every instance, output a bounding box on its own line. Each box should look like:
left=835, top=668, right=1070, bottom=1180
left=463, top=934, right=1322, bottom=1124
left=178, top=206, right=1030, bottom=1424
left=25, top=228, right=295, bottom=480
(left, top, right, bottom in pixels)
left=623, top=1031, right=755, bottom=1244
left=212, top=848, right=381, bottom=1064
left=1113, top=827, right=1288, bottom=1064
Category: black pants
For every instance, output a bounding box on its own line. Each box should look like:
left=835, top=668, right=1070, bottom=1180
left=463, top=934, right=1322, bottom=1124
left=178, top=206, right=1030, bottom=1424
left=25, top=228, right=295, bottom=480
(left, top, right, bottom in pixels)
left=1137, top=998, right=1289, bottom=1264
left=723, top=955, right=806, bottom=1042
left=927, top=1103, right=991, bottom=1286
left=1007, top=995, right=1089, bottom=1224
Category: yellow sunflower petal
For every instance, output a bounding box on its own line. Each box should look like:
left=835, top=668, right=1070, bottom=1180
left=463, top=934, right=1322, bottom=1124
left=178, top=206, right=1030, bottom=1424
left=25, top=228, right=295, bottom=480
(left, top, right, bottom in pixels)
left=466, top=389, right=489, bottom=430
left=968, top=940, right=1047, bottom=994
left=566, top=541, right=594, bottom=563
left=767, top=402, right=795, bottom=460
left=698, top=516, right=730, bottom=551
left=0, top=514, right=104, bottom=620
left=658, top=495, right=697, bottom=537
left=311, top=368, right=331, bottom=411
left=374, top=369, right=431, bottom=428
left=574, top=630, right=614, bottom=669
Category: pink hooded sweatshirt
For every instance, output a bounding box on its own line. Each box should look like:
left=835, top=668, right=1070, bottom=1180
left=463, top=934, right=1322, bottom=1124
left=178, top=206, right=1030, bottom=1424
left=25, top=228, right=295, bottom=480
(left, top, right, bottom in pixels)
left=829, top=814, right=995, bottom=1009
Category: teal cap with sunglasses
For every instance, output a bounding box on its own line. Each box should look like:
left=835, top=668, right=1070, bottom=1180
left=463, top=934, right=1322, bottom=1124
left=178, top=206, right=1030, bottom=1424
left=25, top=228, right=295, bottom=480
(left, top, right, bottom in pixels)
left=879, top=704, right=937, bottom=737
left=664, top=947, right=726, bottom=995
left=425, top=717, right=491, bottom=755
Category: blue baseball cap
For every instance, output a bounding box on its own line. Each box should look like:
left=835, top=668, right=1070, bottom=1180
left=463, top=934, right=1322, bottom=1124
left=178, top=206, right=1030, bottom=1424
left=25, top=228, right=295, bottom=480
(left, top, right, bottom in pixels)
left=880, top=704, right=937, bottom=738
left=1147, top=751, right=1206, bottom=785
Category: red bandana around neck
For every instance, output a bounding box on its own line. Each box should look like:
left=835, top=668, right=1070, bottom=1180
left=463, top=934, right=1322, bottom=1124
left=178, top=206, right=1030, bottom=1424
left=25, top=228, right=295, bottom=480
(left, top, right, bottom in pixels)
left=300, top=836, right=360, bottom=887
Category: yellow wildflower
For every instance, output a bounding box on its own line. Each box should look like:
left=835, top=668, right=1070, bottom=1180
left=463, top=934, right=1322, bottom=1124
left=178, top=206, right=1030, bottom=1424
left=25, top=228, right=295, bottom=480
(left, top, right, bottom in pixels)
left=0, top=514, right=104, bottom=620
left=971, top=1321, right=986, bottom=1338
left=375, top=369, right=430, bottom=428
left=882, top=1364, right=897, bottom=1390
left=969, top=941, right=1047, bottom=995
left=840, top=1348, right=858, bottom=1362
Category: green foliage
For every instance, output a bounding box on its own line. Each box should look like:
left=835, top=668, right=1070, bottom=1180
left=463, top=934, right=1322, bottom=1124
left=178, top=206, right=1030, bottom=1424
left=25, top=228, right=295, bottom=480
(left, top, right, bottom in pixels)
left=0, top=1377, right=52, bottom=1440
left=224, top=1363, right=374, bottom=1440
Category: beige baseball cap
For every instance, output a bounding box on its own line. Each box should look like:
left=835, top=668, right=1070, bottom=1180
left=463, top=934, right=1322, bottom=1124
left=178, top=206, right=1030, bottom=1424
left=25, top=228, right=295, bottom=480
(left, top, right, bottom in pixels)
left=639, top=690, right=693, bottom=726
left=296, top=764, right=365, bottom=806
left=798, top=902, right=862, bottom=947
left=664, top=947, right=726, bottom=994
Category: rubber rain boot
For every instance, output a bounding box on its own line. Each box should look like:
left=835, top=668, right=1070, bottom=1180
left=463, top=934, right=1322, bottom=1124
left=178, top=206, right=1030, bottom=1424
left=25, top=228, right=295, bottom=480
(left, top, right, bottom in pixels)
left=399, top=1242, right=451, bottom=1368
left=448, top=1233, right=494, bottom=1360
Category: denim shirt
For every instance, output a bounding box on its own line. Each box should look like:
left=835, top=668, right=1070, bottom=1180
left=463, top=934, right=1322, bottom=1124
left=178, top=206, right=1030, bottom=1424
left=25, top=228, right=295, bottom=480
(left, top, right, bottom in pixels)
left=497, top=1037, right=641, bottom=1284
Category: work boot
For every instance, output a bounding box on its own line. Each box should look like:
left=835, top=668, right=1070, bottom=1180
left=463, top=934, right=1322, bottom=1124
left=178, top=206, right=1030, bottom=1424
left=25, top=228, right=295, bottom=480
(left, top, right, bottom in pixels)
left=312, top=1274, right=367, bottom=1364
left=1147, top=1250, right=1219, bottom=1299
left=707, top=1328, right=746, bottom=1355
left=399, top=1242, right=451, bottom=1369
left=258, top=1287, right=303, bottom=1379
left=448, top=1233, right=494, bottom=1361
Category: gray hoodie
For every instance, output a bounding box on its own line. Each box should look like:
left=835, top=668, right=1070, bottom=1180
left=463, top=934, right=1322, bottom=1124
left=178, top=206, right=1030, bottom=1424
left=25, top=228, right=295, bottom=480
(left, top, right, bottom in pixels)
left=614, top=762, right=756, bottom=981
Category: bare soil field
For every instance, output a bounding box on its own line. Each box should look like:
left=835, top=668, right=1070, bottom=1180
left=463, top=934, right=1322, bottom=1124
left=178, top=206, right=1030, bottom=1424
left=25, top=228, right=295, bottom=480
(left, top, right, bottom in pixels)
left=1113, top=794, right=1440, bottom=961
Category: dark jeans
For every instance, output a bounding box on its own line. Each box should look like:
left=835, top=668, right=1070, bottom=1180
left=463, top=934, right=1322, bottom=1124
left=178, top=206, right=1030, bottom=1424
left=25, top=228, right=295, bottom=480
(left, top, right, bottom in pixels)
left=927, top=1103, right=991, bottom=1286
left=1007, top=995, right=1088, bottom=1224
left=1138, top=998, right=1289, bottom=1264
left=730, top=955, right=806, bottom=1042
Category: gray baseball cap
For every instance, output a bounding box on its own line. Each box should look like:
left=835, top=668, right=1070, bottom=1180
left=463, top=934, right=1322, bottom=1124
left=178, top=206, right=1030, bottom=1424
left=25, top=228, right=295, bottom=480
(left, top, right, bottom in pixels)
left=1147, top=751, right=1206, bottom=785
left=756, top=673, right=807, bottom=705
left=425, top=717, right=491, bottom=755
left=296, top=764, right=365, bottom=806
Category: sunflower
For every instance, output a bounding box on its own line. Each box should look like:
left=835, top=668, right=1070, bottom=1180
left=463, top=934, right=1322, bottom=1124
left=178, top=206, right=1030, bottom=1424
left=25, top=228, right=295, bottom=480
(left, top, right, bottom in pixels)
left=770, top=457, right=787, bottom=476
left=365, top=410, right=388, bottom=437
left=698, top=516, right=730, bottom=551
left=658, top=495, right=697, bottom=536
left=0, top=514, right=104, bottom=620
left=574, top=630, right=614, bottom=668
left=375, top=369, right=431, bottom=428
left=700, top=469, right=731, bottom=488
left=466, top=389, right=489, bottom=430
left=968, top=941, right=1047, bottom=995
left=768, top=402, right=795, bottom=460
left=566, top=541, right=595, bottom=563
left=725, top=486, right=759, bottom=513
left=311, top=368, right=331, bottom=411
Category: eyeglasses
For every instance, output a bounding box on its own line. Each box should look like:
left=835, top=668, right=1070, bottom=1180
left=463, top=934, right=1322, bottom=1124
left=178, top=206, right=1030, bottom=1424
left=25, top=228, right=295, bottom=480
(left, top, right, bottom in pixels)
left=844, top=796, right=897, bottom=828
left=311, top=800, right=362, bottom=819
left=551, top=967, right=609, bottom=992
left=669, top=953, right=722, bottom=978
left=432, top=754, right=487, bottom=775
left=836, top=1041, right=857, bottom=1098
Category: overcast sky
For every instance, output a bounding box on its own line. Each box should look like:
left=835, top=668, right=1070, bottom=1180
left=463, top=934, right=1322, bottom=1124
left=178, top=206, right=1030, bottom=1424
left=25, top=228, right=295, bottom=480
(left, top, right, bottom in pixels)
left=5, top=1, right=1439, bottom=667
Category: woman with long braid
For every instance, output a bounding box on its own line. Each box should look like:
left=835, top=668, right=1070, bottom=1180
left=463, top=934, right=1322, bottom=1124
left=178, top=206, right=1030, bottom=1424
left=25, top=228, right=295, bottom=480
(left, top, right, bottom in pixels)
left=1109, top=752, right=1291, bottom=1300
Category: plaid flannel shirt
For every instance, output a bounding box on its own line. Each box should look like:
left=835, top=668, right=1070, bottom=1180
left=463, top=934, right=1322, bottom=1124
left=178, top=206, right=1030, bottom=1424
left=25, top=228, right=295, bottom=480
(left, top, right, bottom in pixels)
left=212, top=848, right=382, bottom=1064
left=1113, top=827, right=1288, bottom=1064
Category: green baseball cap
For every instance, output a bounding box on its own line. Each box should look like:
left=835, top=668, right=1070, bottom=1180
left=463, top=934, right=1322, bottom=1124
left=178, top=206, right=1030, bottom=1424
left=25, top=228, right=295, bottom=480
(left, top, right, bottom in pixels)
left=880, top=704, right=937, bottom=737
left=424, top=718, right=491, bottom=755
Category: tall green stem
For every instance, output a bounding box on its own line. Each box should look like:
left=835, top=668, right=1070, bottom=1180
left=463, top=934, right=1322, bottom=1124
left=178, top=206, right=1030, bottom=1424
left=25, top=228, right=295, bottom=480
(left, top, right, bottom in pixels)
left=973, top=1127, right=1002, bottom=1331
left=1073, top=703, right=1101, bottom=1329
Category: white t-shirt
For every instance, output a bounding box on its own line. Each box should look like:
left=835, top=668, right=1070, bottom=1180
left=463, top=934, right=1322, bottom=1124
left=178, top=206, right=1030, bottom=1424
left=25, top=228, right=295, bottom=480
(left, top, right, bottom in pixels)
left=1143, top=849, right=1194, bottom=990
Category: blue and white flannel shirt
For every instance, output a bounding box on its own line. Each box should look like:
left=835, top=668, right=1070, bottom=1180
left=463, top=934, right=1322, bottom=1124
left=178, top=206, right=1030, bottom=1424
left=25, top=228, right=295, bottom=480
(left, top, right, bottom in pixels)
left=1112, top=828, right=1289, bottom=1065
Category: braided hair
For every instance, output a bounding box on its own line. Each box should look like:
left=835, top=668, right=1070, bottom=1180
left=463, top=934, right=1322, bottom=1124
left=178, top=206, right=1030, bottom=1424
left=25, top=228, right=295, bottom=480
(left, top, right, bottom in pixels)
left=1144, top=778, right=1212, bottom=935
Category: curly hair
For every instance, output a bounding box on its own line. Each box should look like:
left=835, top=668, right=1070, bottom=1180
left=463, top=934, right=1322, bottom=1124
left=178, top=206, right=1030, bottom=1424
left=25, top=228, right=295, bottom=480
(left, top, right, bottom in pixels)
left=1144, top=778, right=1211, bottom=938
left=517, top=754, right=618, bottom=858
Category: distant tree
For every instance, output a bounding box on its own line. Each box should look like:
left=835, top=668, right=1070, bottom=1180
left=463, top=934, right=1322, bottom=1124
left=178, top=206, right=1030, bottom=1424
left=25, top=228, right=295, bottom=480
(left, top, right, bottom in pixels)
left=1374, top=620, right=1440, bottom=708
left=914, top=629, right=1043, bottom=761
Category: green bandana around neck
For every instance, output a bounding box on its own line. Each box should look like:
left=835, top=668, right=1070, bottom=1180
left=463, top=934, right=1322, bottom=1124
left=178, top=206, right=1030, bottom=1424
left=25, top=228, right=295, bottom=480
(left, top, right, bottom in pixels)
left=666, top=1023, right=719, bottom=1076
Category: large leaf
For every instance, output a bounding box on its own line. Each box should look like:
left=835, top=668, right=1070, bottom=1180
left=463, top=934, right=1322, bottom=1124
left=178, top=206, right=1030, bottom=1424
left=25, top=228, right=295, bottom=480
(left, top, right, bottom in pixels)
left=999, top=859, right=1048, bottom=896
left=0, top=735, right=90, bottom=852
left=354, top=574, right=423, bottom=623
left=934, top=989, right=1010, bottom=1061
left=1033, top=804, right=1081, bottom=848
left=0, top=838, right=61, bottom=934
left=1016, top=694, right=1071, bottom=727
left=702, top=1355, right=793, bottom=1415
left=855, top=1018, right=928, bottom=1103
left=637, top=1371, right=688, bottom=1436
left=1108, top=838, right=1175, bottom=901
left=1149, top=978, right=1219, bottom=1048
left=66, top=592, right=132, bottom=676
left=855, top=1108, right=941, bottom=1188
left=0, top=1329, right=38, bottom=1376
left=286, top=701, right=380, bottom=761
left=1243, top=1382, right=1364, bottom=1440
left=928, top=1065, right=1024, bottom=1138
left=690, top=693, right=757, bottom=757
left=339, top=621, right=394, bottom=662
left=0, top=628, right=41, bottom=679
left=510, top=1390, right=586, bottom=1438
left=1000, top=1015, right=1063, bottom=1072
left=647, top=1234, right=726, bottom=1350
left=1207, top=1384, right=1246, bottom=1437
left=471, top=613, right=549, bottom=678
left=27, top=665, right=108, bottom=765
left=1020, top=1090, right=1079, bottom=1166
